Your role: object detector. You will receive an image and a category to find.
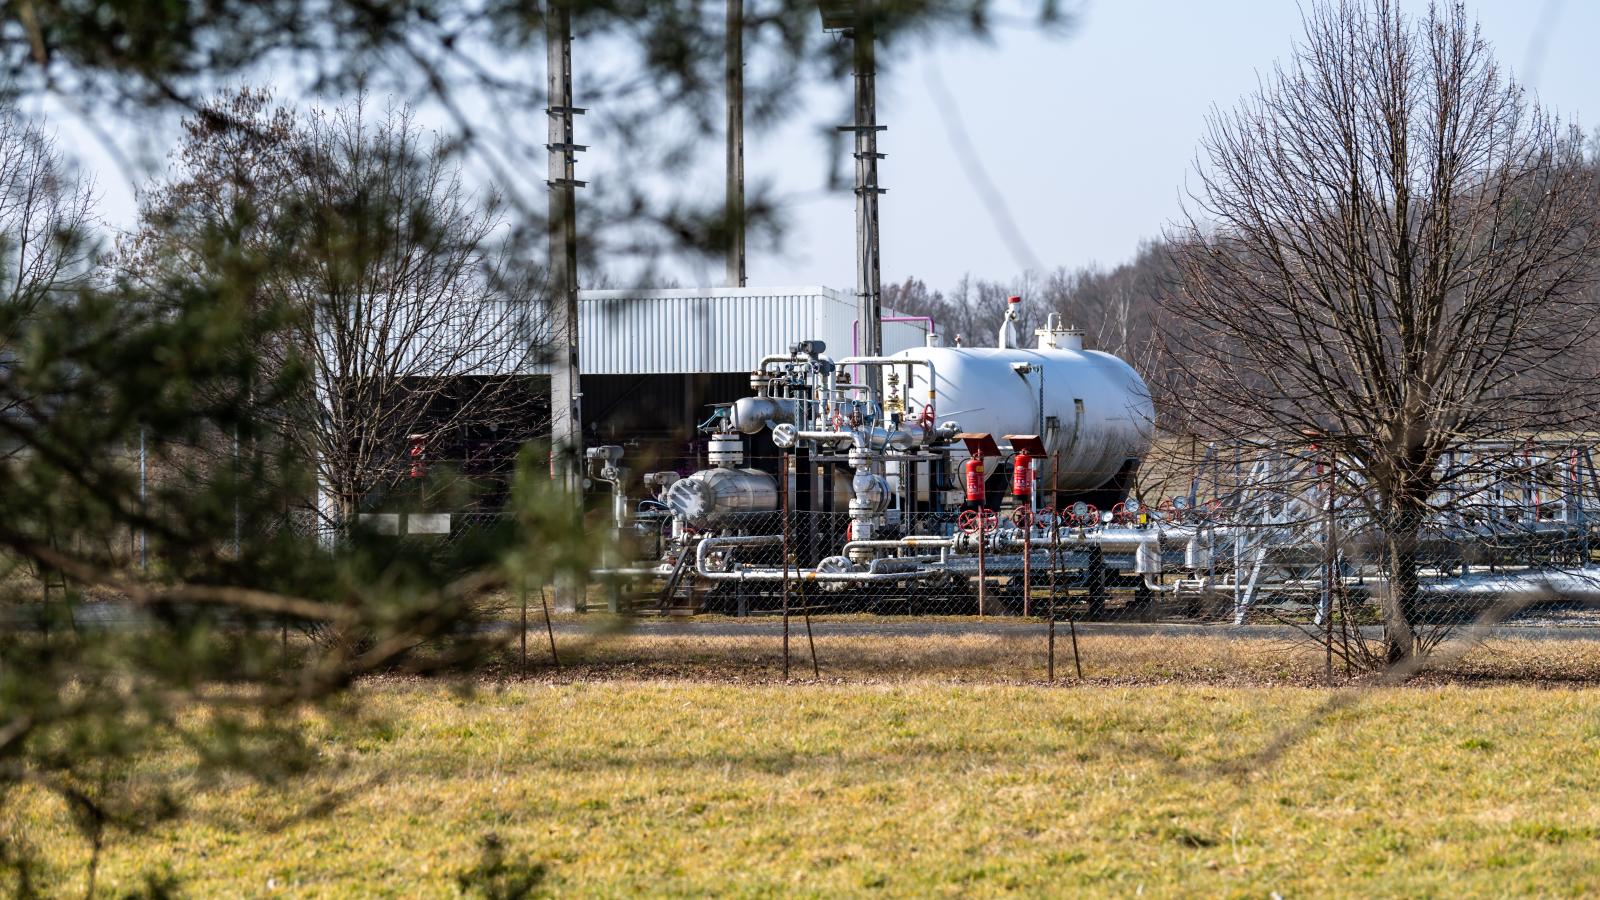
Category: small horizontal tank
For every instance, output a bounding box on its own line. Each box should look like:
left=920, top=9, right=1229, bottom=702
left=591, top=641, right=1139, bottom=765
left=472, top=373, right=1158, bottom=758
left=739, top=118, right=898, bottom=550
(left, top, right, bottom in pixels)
left=665, top=467, right=779, bottom=528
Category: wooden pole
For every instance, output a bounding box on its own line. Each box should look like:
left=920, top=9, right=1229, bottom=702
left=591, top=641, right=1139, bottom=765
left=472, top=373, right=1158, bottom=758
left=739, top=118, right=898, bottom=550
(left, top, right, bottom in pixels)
left=1069, top=600, right=1083, bottom=681
left=801, top=581, right=819, bottom=679
left=540, top=587, right=560, bottom=670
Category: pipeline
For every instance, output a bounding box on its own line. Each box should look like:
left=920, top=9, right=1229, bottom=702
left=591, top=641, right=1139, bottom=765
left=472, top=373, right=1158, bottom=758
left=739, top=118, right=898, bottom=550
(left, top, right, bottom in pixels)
left=693, top=535, right=940, bottom=584
left=839, top=354, right=938, bottom=422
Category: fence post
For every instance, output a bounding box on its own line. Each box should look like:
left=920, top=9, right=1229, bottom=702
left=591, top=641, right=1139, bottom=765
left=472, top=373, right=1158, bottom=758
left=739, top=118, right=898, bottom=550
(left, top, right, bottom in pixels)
left=232, top=424, right=241, bottom=557
left=977, top=510, right=987, bottom=617
left=781, top=453, right=791, bottom=680
left=1069, top=600, right=1083, bottom=680
left=1048, top=482, right=1057, bottom=682
left=1323, top=454, right=1335, bottom=685
left=801, top=581, right=819, bottom=679
left=540, top=586, right=560, bottom=671
left=138, top=426, right=147, bottom=571
left=1022, top=510, right=1032, bottom=618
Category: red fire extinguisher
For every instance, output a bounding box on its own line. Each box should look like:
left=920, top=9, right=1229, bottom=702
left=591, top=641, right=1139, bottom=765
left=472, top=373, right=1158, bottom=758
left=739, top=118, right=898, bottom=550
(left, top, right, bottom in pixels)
left=408, top=433, right=427, bottom=479
left=963, top=457, right=986, bottom=510
left=1012, top=450, right=1033, bottom=499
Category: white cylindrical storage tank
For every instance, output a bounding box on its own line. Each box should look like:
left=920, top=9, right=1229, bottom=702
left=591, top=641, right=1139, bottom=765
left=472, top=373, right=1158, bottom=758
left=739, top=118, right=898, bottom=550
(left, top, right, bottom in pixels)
left=888, top=345, right=1154, bottom=492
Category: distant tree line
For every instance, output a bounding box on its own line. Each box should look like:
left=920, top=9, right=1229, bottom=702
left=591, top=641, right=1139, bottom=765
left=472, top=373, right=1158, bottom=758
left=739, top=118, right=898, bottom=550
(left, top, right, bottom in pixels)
left=888, top=126, right=1600, bottom=442
left=884, top=239, right=1175, bottom=362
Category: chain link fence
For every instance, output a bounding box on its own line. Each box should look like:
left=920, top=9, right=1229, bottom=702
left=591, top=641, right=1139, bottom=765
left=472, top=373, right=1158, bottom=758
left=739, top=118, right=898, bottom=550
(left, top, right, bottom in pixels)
left=479, top=437, right=1600, bottom=685
left=23, top=440, right=1600, bottom=685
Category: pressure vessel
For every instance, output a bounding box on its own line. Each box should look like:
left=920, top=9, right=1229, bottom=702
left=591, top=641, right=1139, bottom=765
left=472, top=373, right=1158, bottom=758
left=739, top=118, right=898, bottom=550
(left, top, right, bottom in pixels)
left=889, top=344, right=1154, bottom=492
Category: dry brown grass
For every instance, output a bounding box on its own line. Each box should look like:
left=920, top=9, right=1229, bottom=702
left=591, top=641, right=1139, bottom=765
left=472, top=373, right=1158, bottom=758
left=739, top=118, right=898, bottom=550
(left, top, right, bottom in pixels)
left=497, top=621, right=1600, bottom=687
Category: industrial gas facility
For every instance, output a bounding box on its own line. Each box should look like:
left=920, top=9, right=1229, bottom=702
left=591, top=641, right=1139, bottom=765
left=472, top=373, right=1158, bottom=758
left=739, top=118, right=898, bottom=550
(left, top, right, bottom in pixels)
left=522, top=4, right=1600, bottom=622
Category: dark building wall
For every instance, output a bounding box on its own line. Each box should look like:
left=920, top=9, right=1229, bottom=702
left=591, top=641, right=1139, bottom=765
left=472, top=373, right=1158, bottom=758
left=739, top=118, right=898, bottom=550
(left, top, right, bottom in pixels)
left=581, top=372, right=778, bottom=480
left=396, top=372, right=768, bottom=510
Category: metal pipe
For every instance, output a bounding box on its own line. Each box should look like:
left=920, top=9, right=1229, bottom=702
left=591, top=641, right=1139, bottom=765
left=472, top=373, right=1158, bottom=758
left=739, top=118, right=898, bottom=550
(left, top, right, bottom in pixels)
left=696, top=566, right=937, bottom=584
left=838, top=355, right=937, bottom=421
left=842, top=537, right=954, bottom=553
left=757, top=352, right=801, bottom=370
left=1142, top=573, right=1177, bottom=593
left=796, top=430, right=856, bottom=444
left=850, top=318, right=938, bottom=355
left=694, top=535, right=935, bottom=583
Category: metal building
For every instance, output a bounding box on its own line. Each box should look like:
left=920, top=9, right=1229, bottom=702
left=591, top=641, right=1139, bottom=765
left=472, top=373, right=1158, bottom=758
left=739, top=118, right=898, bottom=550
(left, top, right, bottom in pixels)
left=332, top=285, right=933, bottom=528
left=577, top=285, right=932, bottom=475
left=578, top=286, right=929, bottom=374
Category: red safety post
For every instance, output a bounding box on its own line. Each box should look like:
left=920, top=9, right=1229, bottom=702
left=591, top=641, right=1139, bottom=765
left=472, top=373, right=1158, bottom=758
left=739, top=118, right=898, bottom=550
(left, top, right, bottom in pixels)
left=1014, top=506, right=1033, bottom=617
left=977, top=503, right=987, bottom=617
left=957, top=433, right=1001, bottom=616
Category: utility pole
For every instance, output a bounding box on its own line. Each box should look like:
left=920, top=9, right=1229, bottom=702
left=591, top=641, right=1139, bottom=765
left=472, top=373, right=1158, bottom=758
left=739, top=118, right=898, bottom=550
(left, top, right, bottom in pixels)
left=547, top=1, right=586, bottom=610
left=725, top=0, right=747, bottom=287
left=547, top=1, right=584, bottom=487
left=837, top=0, right=885, bottom=372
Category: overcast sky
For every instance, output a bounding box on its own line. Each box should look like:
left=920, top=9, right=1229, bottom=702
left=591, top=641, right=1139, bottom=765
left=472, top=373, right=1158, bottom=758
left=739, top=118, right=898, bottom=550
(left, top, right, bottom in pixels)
left=42, top=0, right=1600, bottom=296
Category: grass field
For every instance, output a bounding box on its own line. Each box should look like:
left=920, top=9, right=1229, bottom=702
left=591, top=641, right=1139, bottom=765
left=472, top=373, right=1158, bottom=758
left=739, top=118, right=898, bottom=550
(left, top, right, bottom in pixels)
left=10, top=672, right=1600, bottom=896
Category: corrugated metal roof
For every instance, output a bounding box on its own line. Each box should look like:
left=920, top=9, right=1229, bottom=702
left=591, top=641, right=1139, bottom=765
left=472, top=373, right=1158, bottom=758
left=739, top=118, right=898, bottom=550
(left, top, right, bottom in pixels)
left=577, top=286, right=929, bottom=375
left=374, top=286, right=932, bottom=377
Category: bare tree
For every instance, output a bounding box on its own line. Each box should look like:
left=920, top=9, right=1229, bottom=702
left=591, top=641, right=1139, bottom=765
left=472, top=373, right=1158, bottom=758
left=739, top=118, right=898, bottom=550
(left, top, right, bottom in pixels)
left=125, top=90, right=547, bottom=534
left=0, top=108, right=96, bottom=453
left=1160, top=0, right=1598, bottom=664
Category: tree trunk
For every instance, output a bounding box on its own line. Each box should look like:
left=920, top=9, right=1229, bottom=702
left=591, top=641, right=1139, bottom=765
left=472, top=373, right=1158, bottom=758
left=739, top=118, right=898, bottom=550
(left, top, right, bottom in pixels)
left=1382, top=507, right=1421, bottom=665
left=337, top=487, right=359, bottom=538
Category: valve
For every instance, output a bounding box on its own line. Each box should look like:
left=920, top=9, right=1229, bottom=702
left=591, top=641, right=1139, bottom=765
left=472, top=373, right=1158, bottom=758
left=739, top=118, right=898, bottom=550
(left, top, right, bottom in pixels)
left=957, top=508, right=999, bottom=535
left=1037, top=506, right=1058, bottom=530
left=1069, top=502, right=1099, bottom=526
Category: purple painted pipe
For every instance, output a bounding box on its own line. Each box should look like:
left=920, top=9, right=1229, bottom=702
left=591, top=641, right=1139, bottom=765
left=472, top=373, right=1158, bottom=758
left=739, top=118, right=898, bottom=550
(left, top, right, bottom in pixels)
left=852, top=316, right=938, bottom=358
left=851, top=316, right=938, bottom=385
